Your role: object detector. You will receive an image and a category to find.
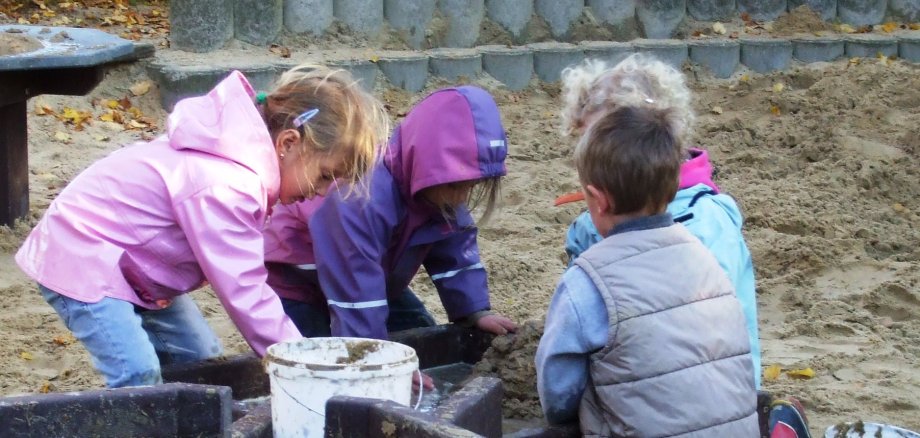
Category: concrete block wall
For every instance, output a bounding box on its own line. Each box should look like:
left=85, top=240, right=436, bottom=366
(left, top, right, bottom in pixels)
left=149, top=32, right=920, bottom=110
left=169, top=0, right=920, bottom=52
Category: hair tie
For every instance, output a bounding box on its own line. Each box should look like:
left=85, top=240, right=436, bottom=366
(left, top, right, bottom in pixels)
left=256, top=92, right=268, bottom=104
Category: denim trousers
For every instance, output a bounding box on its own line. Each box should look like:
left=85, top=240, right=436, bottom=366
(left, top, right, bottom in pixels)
left=281, top=288, right=437, bottom=337
left=39, top=284, right=223, bottom=388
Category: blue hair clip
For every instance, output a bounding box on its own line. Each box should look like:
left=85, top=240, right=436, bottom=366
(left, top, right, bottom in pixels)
left=292, top=109, right=319, bottom=128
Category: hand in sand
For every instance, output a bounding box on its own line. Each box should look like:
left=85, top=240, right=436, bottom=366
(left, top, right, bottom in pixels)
left=476, top=313, right=518, bottom=335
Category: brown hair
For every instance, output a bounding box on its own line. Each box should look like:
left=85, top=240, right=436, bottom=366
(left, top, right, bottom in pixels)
left=574, top=105, right=682, bottom=215
left=261, top=64, right=389, bottom=195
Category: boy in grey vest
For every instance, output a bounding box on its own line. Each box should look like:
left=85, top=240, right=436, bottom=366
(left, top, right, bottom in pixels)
left=535, top=103, right=759, bottom=437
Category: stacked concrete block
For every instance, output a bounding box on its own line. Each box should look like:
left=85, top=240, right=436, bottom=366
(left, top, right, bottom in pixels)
left=284, top=0, right=334, bottom=35
left=737, top=0, right=787, bottom=21
left=635, top=39, right=688, bottom=69
left=586, top=0, right=640, bottom=40
left=385, top=0, right=437, bottom=49
left=792, top=36, right=845, bottom=62
left=838, top=0, right=887, bottom=26
left=581, top=41, right=635, bottom=66
left=334, top=0, right=385, bottom=36
left=235, top=0, right=283, bottom=46
left=536, top=0, right=585, bottom=39
left=328, top=59, right=379, bottom=90
left=845, top=34, right=899, bottom=58
left=147, top=62, right=277, bottom=111
left=740, top=37, right=792, bottom=73
left=485, top=0, right=533, bottom=40
left=787, top=0, right=837, bottom=20
left=637, top=0, right=687, bottom=39
left=438, top=0, right=486, bottom=48
left=480, top=45, right=534, bottom=90
left=377, top=54, right=430, bottom=92
left=888, top=0, right=920, bottom=21
left=429, top=48, right=483, bottom=81
left=689, top=39, right=739, bottom=78
left=899, top=34, right=920, bottom=62
left=688, top=0, right=736, bottom=21
left=170, top=0, right=234, bottom=53
left=530, top=42, right=585, bottom=82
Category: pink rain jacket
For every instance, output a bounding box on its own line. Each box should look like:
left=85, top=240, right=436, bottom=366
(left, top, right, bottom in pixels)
left=16, top=71, right=301, bottom=356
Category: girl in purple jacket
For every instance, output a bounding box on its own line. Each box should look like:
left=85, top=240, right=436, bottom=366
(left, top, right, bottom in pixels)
left=264, top=86, right=517, bottom=344
left=16, top=66, right=389, bottom=388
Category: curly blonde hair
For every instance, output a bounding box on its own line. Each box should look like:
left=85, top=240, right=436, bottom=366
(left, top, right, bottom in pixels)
left=560, top=53, right=694, bottom=149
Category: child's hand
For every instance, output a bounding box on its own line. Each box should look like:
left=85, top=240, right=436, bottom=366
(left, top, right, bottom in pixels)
left=412, top=371, right=435, bottom=392
left=476, top=313, right=518, bottom=335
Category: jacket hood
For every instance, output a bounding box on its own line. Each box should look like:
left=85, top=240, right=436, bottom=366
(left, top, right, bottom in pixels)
left=384, top=86, right=507, bottom=200
left=167, top=71, right=280, bottom=204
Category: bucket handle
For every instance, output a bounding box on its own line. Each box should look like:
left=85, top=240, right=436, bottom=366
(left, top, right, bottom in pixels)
left=413, top=368, right=424, bottom=410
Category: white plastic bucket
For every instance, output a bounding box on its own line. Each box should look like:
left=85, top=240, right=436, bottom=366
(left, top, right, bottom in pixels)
left=264, top=337, right=418, bottom=438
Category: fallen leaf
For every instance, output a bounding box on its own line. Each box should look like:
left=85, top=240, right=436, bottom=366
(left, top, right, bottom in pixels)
left=129, top=80, right=152, bottom=96
left=856, top=25, right=873, bottom=34
left=35, top=103, right=55, bottom=116
left=269, top=44, right=291, bottom=58
left=770, top=105, right=781, bottom=116
left=711, top=106, right=723, bottom=115
left=849, top=57, right=861, bottom=65
left=773, top=82, right=785, bottom=93
left=739, top=74, right=750, bottom=83
left=786, top=367, right=816, bottom=379
left=105, top=99, right=121, bottom=109
left=54, top=131, right=71, bottom=142
left=877, top=52, right=894, bottom=66
left=20, top=351, right=34, bottom=361
left=118, top=97, right=133, bottom=110
left=128, top=107, right=144, bottom=119
left=713, top=22, right=727, bottom=35
left=837, top=23, right=857, bottom=34
left=764, top=364, right=781, bottom=381
left=128, top=119, right=148, bottom=129
left=59, top=107, right=92, bottom=129
left=39, top=381, right=53, bottom=393
left=892, top=203, right=907, bottom=213
left=911, top=23, right=920, bottom=31
left=52, top=333, right=76, bottom=346
left=17, top=17, right=29, bottom=24
left=880, top=22, right=899, bottom=33
left=94, top=134, right=111, bottom=142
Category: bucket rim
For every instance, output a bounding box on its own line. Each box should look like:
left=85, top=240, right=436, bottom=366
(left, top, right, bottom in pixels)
left=265, top=337, right=418, bottom=372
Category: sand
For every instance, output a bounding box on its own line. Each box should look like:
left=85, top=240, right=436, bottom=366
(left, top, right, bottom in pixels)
left=0, top=31, right=42, bottom=56
left=2, top=3, right=920, bottom=435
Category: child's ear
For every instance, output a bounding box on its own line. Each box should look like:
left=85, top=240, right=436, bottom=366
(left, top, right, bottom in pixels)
left=274, top=128, right=301, bottom=157
left=585, top=185, right=613, bottom=214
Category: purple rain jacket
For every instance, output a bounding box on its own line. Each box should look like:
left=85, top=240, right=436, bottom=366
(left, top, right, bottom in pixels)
left=263, top=86, right=508, bottom=339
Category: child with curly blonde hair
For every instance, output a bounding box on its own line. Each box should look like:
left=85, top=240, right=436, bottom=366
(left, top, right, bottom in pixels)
left=16, top=65, right=389, bottom=388
left=553, top=53, right=762, bottom=388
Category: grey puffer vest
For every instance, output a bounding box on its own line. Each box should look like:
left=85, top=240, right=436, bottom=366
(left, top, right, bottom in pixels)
left=575, top=223, right=758, bottom=438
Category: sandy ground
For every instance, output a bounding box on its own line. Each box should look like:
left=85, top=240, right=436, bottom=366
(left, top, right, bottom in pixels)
left=2, top=3, right=920, bottom=435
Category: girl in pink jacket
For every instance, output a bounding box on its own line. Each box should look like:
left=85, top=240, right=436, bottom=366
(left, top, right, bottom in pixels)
left=15, top=65, right=389, bottom=388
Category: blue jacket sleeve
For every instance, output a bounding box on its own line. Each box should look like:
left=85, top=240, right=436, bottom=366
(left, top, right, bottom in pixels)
left=422, top=225, right=491, bottom=321
left=309, top=181, right=401, bottom=339
left=536, top=267, right=609, bottom=425
left=564, top=211, right=603, bottom=267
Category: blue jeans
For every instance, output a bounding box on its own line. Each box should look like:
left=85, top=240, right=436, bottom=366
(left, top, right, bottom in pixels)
left=39, top=285, right=223, bottom=388
left=282, top=289, right=436, bottom=337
